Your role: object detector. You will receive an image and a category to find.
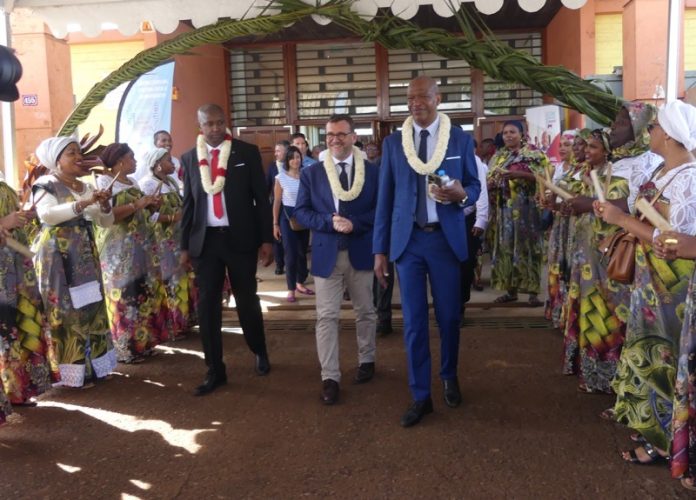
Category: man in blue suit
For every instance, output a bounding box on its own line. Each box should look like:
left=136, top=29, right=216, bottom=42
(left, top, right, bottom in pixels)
left=374, top=76, right=481, bottom=427
left=295, top=114, right=379, bottom=405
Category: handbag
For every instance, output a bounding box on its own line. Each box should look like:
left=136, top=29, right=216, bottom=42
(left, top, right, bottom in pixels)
left=598, top=230, right=637, bottom=284
left=597, top=164, right=688, bottom=284
left=284, top=208, right=305, bottom=231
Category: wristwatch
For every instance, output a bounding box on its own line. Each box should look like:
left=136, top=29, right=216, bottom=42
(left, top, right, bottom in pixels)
left=458, top=194, right=468, bottom=207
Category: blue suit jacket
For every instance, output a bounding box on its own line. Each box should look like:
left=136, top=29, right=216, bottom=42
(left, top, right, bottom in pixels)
left=294, top=159, right=379, bottom=278
left=373, top=126, right=481, bottom=262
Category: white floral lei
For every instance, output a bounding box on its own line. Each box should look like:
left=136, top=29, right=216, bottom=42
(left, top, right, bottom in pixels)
left=401, top=112, right=451, bottom=175
left=197, top=130, right=232, bottom=195
left=323, top=146, right=366, bottom=202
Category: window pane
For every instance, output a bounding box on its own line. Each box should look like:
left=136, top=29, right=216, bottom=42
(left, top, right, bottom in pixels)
left=296, top=42, right=377, bottom=119
left=229, top=47, right=286, bottom=126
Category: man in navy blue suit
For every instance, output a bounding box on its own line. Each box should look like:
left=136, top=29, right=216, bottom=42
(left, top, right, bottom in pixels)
left=374, top=76, right=481, bottom=427
left=294, top=114, right=379, bottom=405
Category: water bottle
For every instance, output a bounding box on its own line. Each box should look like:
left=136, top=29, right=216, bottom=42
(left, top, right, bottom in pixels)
left=437, top=169, right=454, bottom=204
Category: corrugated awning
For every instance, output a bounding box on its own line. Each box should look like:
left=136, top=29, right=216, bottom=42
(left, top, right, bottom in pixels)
left=6, top=0, right=588, bottom=38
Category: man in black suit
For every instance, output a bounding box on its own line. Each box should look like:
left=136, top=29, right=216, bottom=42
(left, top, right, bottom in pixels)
left=180, top=103, right=273, bottom=396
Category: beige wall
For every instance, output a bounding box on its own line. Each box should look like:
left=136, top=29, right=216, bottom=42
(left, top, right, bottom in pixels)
left=69, top=39, right=145, bottom=143
left=595, top=13, right=623, bottom=74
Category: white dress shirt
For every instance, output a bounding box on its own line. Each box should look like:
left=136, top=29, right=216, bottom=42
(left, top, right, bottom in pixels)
left=412, top=115, right=441, bottom=223
left=463, top=155, right=489, bottom=231
left=330, top=153, right=353, bottom=213
left=204, top=143, right=230, bottom=227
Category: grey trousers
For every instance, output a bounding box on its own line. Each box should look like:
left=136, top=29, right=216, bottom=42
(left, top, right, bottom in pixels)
left=314, top=250, right=377, bottom=382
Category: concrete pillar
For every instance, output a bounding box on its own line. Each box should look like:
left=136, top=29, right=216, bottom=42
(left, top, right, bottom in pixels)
left=11, top=9, right=74, bottom=185
left=622, top=0, right=671, bottom=100
left=544, top=0, right=597, bottom=128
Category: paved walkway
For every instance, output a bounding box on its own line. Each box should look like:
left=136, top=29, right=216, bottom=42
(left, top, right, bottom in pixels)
left=0, top=264, right=690, bottom=498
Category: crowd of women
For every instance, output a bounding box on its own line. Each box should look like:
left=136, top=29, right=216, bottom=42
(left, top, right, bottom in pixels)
left=487, top=100, right=696, bottom=491
left=0, top=136, right=195, bottom=420
left=2, top=98, right=696, bottom=490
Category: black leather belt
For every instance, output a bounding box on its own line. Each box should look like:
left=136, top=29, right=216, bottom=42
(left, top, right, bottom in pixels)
left=417, top=223, right=441, bottom=232
left=206, top=226, right=230, bottom=233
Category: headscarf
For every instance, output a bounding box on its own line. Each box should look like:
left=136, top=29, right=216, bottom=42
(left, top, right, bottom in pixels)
left=576, top=128, right=592, bottom=142
left=657, top=100, right=696, bottom=152
left=35, top=136, right=78, bottom=171
left=590, top=128, right=612, bottom=156
left=611, top=101, right=656, bottom=160
left=100, top=143, right=133, bottom=168
left=561, top=129, right=577, bottom=140
left=142, top=147, right=169, bottom=173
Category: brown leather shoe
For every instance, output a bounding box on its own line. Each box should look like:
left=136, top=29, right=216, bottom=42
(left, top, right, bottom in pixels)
left=320, top=379, right=339, bottom=405
left=353, top=362, right=375, bottom=384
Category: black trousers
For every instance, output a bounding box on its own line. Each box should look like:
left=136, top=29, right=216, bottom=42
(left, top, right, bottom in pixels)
left=373, top=261, right=394, bottom=325
left=460, top=212, right=483, bottom=307
left=193, top=228, right=267, bottom=377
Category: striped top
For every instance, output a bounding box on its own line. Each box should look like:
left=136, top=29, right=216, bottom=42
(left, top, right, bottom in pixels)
left=276, top=169, right=301, bottom=207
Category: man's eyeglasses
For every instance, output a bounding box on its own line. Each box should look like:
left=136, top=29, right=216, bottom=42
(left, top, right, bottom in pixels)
left=326, top=132, right=352, bottom=140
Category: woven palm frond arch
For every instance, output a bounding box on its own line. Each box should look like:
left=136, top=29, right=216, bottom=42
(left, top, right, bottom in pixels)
left=59, top=0, right=622, bottom=135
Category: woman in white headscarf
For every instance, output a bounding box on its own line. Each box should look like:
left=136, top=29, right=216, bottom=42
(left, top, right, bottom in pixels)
left=32, top=136, right=116, bottom=388
left=596, top=100, right=696, bottom=468
left=139, top=148, right=193, bottom=339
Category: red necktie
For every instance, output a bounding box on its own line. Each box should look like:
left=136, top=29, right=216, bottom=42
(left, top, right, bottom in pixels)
left=210, top=148, right=224, bottom=219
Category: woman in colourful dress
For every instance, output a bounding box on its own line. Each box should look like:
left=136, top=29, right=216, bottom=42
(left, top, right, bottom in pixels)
left=0, top=179, right=57, bottom=404
left=544, top=130, right=577, bottom=327
left=32, top=136, right=116, bottom=388
left=139, top=148, right=192, bottom=339
left=272, top=146, right=313, bottom=302
left=487, top=120, right=552, bottom=306
left=561, top=130, right=631, bottom=393
left=96, top=143, right=165, bottom=363
left=654, top=230, right=696, bottom=491
left=597, top=100, right=696, bottom=466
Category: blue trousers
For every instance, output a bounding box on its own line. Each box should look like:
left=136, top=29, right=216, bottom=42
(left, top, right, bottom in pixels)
left=280, top=206, right=309, bottom=291
left=395, top=228, right=462, bottom=402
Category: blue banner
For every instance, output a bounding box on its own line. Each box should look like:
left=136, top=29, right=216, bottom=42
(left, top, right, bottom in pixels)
left=116, top=60, right=175, bottom=179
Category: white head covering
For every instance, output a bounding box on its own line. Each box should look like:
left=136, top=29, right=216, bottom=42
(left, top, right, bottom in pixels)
left=35, top=136, right=78, bottom=171
left=658, top=100, right=696, bottom=152
left=561, top=129, right=577, bottom=139
left=142, top=147, right=169, bottom=173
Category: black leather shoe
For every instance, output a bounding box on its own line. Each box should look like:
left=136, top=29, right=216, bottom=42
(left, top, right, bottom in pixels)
left=443, top=378, right=462, bottom=408
left=320, top=379, right=339, bottom=405
left=377, top=321, right=393, bottom=337
left=353, top=362, right=375, bottom=384
left=255, top=353, right=271, bottom=376
left=274, top=267, right=284, bottom=275
left=193, top=373, right=227, bottom=396
left=400, top=398, right=433, bottom=427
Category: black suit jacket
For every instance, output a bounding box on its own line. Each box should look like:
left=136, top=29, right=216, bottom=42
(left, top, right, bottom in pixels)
left=180, top=138, right=273, bottom=258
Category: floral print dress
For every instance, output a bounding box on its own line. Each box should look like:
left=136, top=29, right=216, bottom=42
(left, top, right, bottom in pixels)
left=672, top=260, right=696, bottom=481
left=32, top=176, right=116, bottom=387
left=562, top=165, right=631, bottom=393
left=0, top=182, right=58, bottom=403
left=612, top=163, right=696, bottom=453
left=94, top=176, right=166, bottom=362
left=545, top=162, right=583, bottom=328
left=139, top=174, right=193, bottom=338
left=487, top=145, right=551, bottom=294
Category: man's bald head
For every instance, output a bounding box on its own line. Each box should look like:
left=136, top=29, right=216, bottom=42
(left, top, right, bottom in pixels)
left=407, top=75, right=441, bottom=128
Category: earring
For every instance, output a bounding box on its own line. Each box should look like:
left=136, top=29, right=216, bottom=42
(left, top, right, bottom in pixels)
left=156, top=166, right=162, bottom=172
